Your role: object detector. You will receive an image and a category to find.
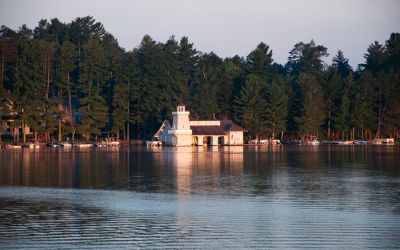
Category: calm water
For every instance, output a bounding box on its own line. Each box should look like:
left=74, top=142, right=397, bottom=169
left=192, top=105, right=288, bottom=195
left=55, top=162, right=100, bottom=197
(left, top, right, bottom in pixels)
left=0, top=145, right=399, bottom=249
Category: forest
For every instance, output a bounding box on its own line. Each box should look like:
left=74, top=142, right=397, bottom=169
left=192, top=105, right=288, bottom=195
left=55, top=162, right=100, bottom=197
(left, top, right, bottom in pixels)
left=0, top=16, right=399, bottom=143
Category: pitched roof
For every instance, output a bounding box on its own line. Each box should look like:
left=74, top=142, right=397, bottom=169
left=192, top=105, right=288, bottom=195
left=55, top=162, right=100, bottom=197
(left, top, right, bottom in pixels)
left=220, top=120, right=246, bottom=132
left=154, top=120, right=172, bottom=138
left=190, top=126, right=226, bottom=135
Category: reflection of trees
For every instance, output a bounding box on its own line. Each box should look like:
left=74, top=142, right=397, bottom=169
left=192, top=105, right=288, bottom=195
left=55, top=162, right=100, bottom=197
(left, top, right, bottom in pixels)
left=1, top=145, right=399, bottom=213
left=0, top=148, right=127, bottom=189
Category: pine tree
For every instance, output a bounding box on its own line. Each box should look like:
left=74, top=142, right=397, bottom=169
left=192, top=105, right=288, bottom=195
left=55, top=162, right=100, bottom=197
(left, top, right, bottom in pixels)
left=159, top=36, right=186, bottom=119
left=78, top=38, right=107, bottom=139
left=13, top=27, right=33, bottom=143
left=322, top=67, right=342, bottom=139
left=111, top=82, right=129, bottom=140
left=351, top=90, right=371, bottom=139
left=234, top=74, right=268, bottom=139
left=134, top=35, right=165, bottom=138
left=286, top=40, right=329, bottom=76
left=334, top=92, right=351, bottom=139
left=332, top=50, right=353, bottom=78
left=246, top=42, right=275, bottom=81
left=265, top=80, right=288, bottom=140
left=295, top=73, right=325, bottom=137
left=178, top=36, right=199, bottom=105
left=59, top=41, right=77, bottom=141
left=192, top=52, right=223, bottom=119
left=218, top=59, right=242, bottom=118
left=78, top=90, right=108, bottom=138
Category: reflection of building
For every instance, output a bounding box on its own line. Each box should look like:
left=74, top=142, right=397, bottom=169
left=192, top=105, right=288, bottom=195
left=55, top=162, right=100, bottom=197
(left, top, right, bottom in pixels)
left=157, top=105, right=245, bottom=146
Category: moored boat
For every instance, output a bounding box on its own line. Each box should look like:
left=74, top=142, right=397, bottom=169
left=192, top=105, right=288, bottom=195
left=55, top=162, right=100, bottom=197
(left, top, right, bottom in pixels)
left=6, top=144, right=22, bottom=149
left=259, top=139, right=268, bottom=145
left=369, top=139, right=383, bottom=145
left=46, top=142, right=61, bottom=147
left=60, top=142, right=72, bottom=147
left=108, top=141, right=120, bottom=147
left=270, top=139, right=281, bottom=145
left=75, top=143, right=94, bottom=148
left=23, top=143, right=40, bottom=149
left=146, top=140, right=161, bottom=147
left=338, top=140, right=353, bottom=145
left=353, top=140, right=368, bottom=145
left=304, top=140, right=320, bottom=145
left=382, top=138, right=394, bottom=144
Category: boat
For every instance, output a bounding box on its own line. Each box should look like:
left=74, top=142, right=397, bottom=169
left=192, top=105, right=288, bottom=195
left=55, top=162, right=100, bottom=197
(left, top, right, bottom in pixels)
left=249, top=139, right=258, bottom=144
left=270, top=139, right=281, bottom=145
left=146, top=140, right=161, bottom=147
left=338, top=140, right=353, bottom=145
left=6, top=144, right=22, bottom=149
left=75, top=143, right=94, bottom=148
left=60, top=142, right=72, bottom=147
left=94, top=140, right=120, bottom=147
left=353, top=140, right=368, bottom=145
left=292, top=139, right=302, bottom=145
left=307, top=140, right=320, bottom=145
left=369, top=139, right=383, bottom=145
left=23, top=143, right=40, bottom=149
left=108, top=141, right=120, bottom=147
left=259, top=139, right=268, bottom=145
left=382, top=138, right=395, bottom=144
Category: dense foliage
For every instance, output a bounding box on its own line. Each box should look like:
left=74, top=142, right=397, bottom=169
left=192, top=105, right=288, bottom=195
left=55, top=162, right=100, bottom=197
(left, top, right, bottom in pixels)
left=0, top=17, right=399, bottom=142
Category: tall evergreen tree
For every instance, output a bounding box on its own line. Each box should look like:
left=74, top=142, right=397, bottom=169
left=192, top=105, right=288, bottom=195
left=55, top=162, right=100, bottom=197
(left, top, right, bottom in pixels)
left=334, top=92, right=351, bottom=139
left=362, top=41, right=387, bottom=74
left=332, top=50, right=353, bottom=78
left=178, top=36, right=199, bottom=105
left=218, top=58, right=242, bottom=118
left=265, top=80, right=288, bottom=140
left=286, top=40, right=328, bottom=76
left=111, top=82, right=130, bottom=140
left=78, top=90, right=108, bottom=138
left=78, top=38, right=108, bottom=139
left=295, top=73, right=325, bottom=137
left=351, top=90, right=371, bottom=139
left=322, top=67, right=342, bottom=139
left=59, top=41, right=77, bottom=141
left=246, top=42, right=275, bottom=80
left=234, top=74, right=268, bottom=139
left=192, top=52, right=223, bottom=119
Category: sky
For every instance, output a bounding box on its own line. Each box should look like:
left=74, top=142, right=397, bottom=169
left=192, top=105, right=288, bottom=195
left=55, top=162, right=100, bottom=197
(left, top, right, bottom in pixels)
left=0, top=0, right=399, bottom=68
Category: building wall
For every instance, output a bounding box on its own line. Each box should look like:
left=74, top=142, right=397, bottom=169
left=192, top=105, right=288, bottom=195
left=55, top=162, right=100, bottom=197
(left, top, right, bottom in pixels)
left=1, top=120, right=31, bottom=136
left=162, top=106, right=244, bottom=146
left=163, top=131, right=243, bottom=146
left=227, top=131, right=244, bottom=145
left=189, top=120, right=220, bottom=126
left=176, top=134, right=192, bottom=146
left=172, top=106, right=191, bottom=131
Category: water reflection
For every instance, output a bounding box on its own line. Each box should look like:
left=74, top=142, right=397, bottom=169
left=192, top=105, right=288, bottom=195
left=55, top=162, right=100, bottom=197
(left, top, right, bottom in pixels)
left=1, top=146, right=400, bottom=196
left=1, top=145, right=400, bottom=248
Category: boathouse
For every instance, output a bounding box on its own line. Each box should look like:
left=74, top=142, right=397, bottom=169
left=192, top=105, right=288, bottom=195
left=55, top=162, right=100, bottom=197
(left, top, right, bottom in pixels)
left=156, top=105, right=245, bottom=146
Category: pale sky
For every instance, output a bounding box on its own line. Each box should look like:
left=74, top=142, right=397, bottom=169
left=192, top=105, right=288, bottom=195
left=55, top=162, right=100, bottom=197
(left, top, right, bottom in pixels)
left=0, top=0, right=398, bottom=68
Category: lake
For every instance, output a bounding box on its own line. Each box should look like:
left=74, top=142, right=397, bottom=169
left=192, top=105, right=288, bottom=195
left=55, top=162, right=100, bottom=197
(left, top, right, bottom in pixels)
left=0, top=145, right=399, bottom=249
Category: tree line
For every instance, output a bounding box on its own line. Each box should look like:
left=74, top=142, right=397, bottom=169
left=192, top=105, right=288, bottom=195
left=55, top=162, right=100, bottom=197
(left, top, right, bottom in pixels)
left=0, top=16, right=399, bottom=143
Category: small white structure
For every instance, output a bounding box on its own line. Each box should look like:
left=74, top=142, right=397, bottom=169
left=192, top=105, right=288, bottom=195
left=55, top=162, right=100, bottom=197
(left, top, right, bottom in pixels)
left=157, top=105, right=245, bottom=146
